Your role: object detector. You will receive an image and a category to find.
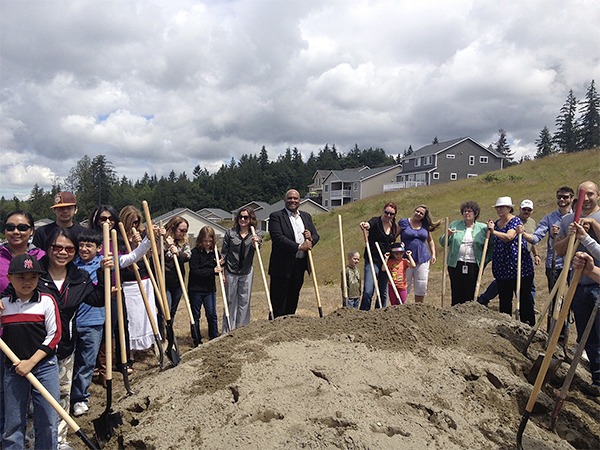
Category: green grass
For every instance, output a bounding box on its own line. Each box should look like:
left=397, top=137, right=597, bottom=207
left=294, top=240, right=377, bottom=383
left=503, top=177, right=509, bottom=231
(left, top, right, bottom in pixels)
left=256, top=148, right=600, bottom=287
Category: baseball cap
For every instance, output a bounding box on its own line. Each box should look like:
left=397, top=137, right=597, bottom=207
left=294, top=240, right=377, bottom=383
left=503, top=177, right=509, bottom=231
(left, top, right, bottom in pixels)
left=51, top=191, right=77, bottom=209
left=8, top=254, right=44, bottom=274
left=520, top=199, right=534, bottom=209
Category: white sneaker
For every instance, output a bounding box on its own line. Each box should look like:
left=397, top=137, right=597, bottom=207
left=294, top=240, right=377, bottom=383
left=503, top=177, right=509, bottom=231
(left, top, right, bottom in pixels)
left=72, top=401, right=89, bottom=417
left=582, top=350, right=589, bottom=363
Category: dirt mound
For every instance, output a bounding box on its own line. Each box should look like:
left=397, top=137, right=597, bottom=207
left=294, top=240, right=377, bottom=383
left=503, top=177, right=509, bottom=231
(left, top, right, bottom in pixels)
left=93, top=303, right=599, bottom=449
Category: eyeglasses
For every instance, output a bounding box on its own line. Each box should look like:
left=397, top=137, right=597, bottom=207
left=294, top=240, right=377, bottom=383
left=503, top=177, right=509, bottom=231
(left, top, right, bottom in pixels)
left=177, top=228, right=188, bottom=233
left=521, top=208, right=533, bottom=213
left=383, top=210, right=395, bottom=216
left=132, top=219, right=140, bottom=226
left=51, top=244, right=76, bottom=254
left=239, top=216, right=250, bottom=220
left=5, top=223, right=32, bottom=232
left=556, top=195, right=572, bottom=200
left=98, top=216, right=115, bottom=223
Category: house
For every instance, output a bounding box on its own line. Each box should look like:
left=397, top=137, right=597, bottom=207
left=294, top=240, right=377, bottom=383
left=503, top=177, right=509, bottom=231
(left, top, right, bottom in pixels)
left=319, top=165, right=402, bottom=209
left=307, top=170, right=332, bottom=204
left=151, top=207, right=228, bottom=243
left=388, top=137, right=504, bottom=190
left=231, top=201, right=271, bottom=216
left=255, top=198, right=329, bottom=233
left=197, top=208, right=232, bottom=222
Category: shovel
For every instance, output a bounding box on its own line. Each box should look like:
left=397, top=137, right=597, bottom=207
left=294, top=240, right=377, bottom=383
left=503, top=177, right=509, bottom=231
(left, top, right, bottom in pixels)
left=214, top=246, right=232, bottom=331
left=171, top=248, right=201, bottom=347
left=516, top=267, right=582, bottom=449
left=307, top=248, right=324, bottom=318
left=142, top=201, right=181, bottom=366
left=111, top=229, right=134, bottom=396
left=441, top=217, right=449, bottom=307
left=93, top=222, right=123, bottom=446
left=338, top=215, right=348, bottom=307
left=550, top=296, right=599, bottom=429
left=362, top=227, right=382, bottom=309
left=474, top=229, right=491, bottom=300
left=0, top=339, right=99, bottom=450
left=250, top=226, right=274, bottom=320
left=514, top=232, right=522, bottom=321
left=118, top=222, right=165, bottom=369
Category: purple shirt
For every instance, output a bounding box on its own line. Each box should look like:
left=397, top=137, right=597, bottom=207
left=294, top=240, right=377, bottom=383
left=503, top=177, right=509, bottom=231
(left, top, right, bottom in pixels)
left=398, top=218, right=430, bottom=264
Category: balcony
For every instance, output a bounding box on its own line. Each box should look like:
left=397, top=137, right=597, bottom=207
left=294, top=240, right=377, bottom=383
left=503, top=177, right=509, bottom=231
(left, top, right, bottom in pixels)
left=330, top=189, right=352, bottom=200
left=383, top=181, right=426, bottom=192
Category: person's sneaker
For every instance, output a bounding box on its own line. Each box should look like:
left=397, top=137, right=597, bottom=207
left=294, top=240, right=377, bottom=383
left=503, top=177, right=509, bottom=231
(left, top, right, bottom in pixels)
left=581, top=350, right=590, bottom=363
left=580, top=383, right=600, bottom=397
left=58, top=442, right=74, bottom=450
left=72, top=401, right=89, bottom=417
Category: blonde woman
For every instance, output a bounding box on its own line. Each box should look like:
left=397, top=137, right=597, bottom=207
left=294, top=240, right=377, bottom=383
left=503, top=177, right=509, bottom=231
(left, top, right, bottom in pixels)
left=163, top=216, right=192, bottom=325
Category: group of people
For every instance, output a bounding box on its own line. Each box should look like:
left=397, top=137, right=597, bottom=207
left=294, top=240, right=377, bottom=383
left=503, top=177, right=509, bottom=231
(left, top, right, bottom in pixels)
left=1, top=180, right=599, bottom=449
left=0, top=193, right=265, bottom=449
left=342, top=180, right=600, bottom=399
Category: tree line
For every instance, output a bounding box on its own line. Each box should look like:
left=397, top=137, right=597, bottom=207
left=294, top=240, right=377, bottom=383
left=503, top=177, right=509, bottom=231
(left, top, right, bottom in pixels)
left=1, top=79, right=597, bottom=226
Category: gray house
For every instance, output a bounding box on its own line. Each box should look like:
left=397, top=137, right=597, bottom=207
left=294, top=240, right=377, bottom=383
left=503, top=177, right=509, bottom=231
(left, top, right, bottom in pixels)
left=389, top=137, right=504, bottom=190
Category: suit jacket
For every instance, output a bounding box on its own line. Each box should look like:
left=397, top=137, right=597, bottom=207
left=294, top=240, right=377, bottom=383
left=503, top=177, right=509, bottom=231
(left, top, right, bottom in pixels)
left=268, top=209, right=319, bottom=278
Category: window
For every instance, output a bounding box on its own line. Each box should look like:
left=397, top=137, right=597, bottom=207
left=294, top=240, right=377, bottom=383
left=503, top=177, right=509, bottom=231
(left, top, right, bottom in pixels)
left=469, top=155, right=475, bottom=166
left=353, top=182, right=358, bottom=191
left=324, top=185, right=329, bottom=192
left=450, top=173, right=457, bottom=180
left=425, top=155, right=433, bottom=165
left=324, top=200, right=328, bottom=207
left=467, top=174, right=478, bottom=178
left=480, top=156, right=488, bottom=163
left=432, top=172, right=439, bottom=180
left=415, top=157, right=422, bottom=167
left=446, top=154, right=455, bottom=159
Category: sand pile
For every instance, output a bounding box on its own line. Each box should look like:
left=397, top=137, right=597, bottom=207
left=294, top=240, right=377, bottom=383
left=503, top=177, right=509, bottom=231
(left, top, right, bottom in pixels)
left=86, top=303, right=600, bottom=449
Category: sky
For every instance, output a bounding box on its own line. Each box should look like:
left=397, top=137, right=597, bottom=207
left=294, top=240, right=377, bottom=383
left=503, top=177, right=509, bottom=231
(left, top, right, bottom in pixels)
left=1, top=0, right=599, bottom=199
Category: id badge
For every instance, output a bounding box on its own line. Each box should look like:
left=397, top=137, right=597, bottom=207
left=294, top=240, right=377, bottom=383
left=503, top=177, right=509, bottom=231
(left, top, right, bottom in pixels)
left=462, top=264, right=468, bottom=274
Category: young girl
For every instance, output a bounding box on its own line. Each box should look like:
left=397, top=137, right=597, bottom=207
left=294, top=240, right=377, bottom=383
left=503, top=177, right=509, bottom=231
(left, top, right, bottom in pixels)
left=188, top=226, right=220, bottom=343
left=1, top=254, right=61, bottom=449
left=385, top=242, right=416, bottom=305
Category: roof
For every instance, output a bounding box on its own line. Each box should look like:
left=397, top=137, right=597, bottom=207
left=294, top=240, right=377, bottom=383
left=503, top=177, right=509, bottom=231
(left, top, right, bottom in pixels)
left=197, top=208, right=231, bottom=219
left=409, top=137, right=504, bottom=159
left=151, top=207, right=228, bottom=234
left=256, top=198, right=329, bottom=222
left=324, top=164, right=401, bottom=183
left=232, top=201, right=271, bottom=214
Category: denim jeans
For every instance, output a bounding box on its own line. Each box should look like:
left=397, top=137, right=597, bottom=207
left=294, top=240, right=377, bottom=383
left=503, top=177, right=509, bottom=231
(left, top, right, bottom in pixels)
left=3, top=355, right=59, bottom=450
left=345, top=297, right=360, bottom=309
left=189, top=290, right=218, bottom=340
left=166, top=284, right=183, bottom=321
left=360, top=262, right=388, bottom=310
left=572, top=283, right=600, bottom=386
left=70, top=324, right=104, bottom=405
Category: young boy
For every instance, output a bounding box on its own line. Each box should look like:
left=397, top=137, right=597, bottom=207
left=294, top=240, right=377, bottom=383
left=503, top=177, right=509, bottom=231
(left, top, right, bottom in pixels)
left=385, top=242, right=416, bottom=305
left=343, top=251, right=361, bottom=309
left=70, top=229, right=105, bottom=417
left=1, top=254, right=61, bottom=449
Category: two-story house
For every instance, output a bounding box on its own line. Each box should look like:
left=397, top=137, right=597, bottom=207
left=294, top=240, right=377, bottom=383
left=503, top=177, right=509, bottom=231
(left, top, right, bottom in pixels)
left=320, top=164, right=402, bottom=209
left=389, top=137, right=504, bottom=189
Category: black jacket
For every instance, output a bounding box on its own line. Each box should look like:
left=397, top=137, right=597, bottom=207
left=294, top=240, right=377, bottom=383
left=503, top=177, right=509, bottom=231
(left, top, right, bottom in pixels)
left=268, top=209, right=319, bottom=279
left=188, top=247, right=217, bottom=293
left=38, top=256, right=104, bottom=360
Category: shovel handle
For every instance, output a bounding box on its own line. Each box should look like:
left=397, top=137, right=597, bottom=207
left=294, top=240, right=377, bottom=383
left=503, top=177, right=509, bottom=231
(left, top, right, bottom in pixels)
left=102, top=222, right=113, bottom=380
left=474, top=229, right=491, bottom=300
left=362, top=227, right=382, bottom=309
left=338, top=215, right=348, bottom=302
left=307, top=248, right=323, bottom=317
left=250, top=226, right=274, bottom=319
left=214, top=246, right=231, bottom=330
left=375, top=242, right=400, bottom=304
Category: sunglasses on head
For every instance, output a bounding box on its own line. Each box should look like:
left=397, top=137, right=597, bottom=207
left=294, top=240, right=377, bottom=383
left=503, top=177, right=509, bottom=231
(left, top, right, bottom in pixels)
left=51, top=244, right=76, bottom=254
left=5, top=223, right=32, bottom=232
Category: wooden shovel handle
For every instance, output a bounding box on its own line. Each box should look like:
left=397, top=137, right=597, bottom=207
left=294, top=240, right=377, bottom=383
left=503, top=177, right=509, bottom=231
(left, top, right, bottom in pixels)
left=250, top=226, right=273, bottom=316
left=339, top=215, right=348, bottom=301
left=111, top=230, right=128, bottom=366
left=362, top=227, right=381, bottom=309
left=375, top=242, right=400, bottom=303
left=474, top=229, right=490, bottom=300
left=102, top=222, right=113, bottom=380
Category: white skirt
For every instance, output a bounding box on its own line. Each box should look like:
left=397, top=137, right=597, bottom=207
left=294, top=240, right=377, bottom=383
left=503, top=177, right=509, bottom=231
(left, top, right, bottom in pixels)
left=122, top=278, right=157, bottom=351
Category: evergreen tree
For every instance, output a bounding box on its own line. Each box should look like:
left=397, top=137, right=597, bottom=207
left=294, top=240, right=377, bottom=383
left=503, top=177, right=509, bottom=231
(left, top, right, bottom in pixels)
left=554, top=90, right=579, bottom=153
left=432, top=136, right=439, bottom=144
left=494, top=129, right=514, bottom=161
left=534, top=126, right=555, bottom=159
left=578, top=80, right=600, bottom=150
left=402, top=145, right=413, bottom=158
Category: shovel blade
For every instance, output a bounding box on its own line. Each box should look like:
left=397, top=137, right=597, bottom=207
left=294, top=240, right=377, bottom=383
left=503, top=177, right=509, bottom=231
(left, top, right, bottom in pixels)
left=191, top=324, right=201, bottom=348
left=527, top=354, right=561, bottom=385
left=92, top=409, right=123, bottom=448
left=165, top=321, right=181, bottom=366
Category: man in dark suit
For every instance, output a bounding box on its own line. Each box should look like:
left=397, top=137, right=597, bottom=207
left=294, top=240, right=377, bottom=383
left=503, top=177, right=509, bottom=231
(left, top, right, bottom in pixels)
left=268, top=189, right=320, bottom=317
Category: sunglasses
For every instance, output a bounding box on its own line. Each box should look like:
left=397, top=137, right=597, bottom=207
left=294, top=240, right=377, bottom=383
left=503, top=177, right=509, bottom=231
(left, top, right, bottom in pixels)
left=98, top=216, right=115, bottom=223
left=383, top=210, right=396, bottom=216
left=132, top=219, right=140, bottom=226
left=521, top=208, right=533, bottom=213
left=5, top=223, right=32, bottom=232
left=51, top=244, right=76, bottom=254
left=556, top=195, right=572, bottom=200
left=239, top=215, right=250, bottom=220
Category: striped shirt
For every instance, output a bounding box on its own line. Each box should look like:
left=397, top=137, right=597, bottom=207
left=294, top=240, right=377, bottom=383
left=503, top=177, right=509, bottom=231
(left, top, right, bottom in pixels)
left=1, top=290, right=61, bottom=361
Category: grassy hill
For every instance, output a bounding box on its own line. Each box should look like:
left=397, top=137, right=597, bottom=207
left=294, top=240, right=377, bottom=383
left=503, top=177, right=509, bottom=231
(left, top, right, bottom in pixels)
left=257, top=148, right=600, bottom=287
